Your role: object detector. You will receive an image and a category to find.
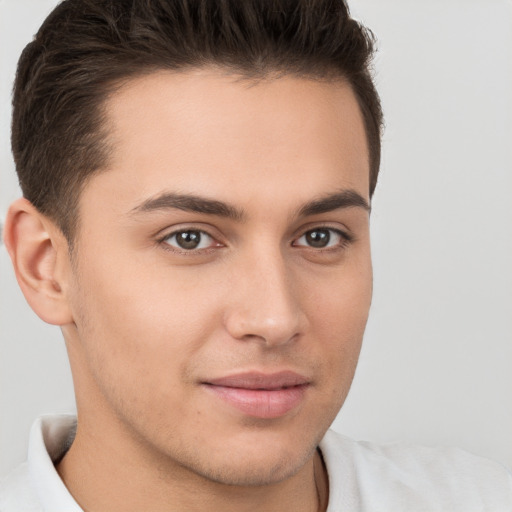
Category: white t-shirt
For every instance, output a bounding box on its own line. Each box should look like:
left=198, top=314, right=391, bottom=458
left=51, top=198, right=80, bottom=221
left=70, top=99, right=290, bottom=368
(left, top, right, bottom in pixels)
left=1, top=415, right=511, bottom=511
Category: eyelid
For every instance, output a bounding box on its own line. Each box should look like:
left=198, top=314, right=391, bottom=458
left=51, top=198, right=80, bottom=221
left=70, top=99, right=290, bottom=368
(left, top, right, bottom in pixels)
left=156, top=224, right=225, bottom=252
left=293, top=222, right=353, bottom=240
left=292, top=225, right=353, bottom=249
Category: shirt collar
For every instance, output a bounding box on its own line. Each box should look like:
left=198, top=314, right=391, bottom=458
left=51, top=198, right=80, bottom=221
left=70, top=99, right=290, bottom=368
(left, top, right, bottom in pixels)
left=28, top=414, right=82, bottom=511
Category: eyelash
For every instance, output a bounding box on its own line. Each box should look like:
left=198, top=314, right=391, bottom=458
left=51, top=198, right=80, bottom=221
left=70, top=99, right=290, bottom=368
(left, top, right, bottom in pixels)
left=292, top=227, right=353, bottom=251
left=157, top=226, right=353, bottom=254
left=158, top=229, right=221, bottom=254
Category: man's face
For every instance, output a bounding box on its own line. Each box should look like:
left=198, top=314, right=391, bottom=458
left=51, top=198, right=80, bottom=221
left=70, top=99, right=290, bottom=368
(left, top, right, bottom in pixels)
left=63, top=70, right=372, bottom=485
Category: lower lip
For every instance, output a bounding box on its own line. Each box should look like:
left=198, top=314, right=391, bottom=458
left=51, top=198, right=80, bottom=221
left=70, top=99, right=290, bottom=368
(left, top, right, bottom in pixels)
left=204, top=384, right=308, bottom=419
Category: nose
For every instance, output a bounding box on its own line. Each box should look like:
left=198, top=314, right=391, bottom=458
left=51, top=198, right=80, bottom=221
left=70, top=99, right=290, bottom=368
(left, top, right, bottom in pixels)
left=224, top=248, right=306, bottom=347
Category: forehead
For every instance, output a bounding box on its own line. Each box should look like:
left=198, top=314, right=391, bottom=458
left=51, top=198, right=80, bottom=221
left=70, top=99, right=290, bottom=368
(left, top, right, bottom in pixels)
left=85, top=69, right=370, bottom=215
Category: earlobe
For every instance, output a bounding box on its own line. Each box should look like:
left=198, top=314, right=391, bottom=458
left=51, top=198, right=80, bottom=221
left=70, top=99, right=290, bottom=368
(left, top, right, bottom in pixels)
left=4, top=198, right=74, bottom=326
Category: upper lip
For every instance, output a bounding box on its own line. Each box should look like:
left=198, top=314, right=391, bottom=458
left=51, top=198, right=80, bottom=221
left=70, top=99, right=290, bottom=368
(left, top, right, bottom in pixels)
left=204, top=371, right=310, bottom=390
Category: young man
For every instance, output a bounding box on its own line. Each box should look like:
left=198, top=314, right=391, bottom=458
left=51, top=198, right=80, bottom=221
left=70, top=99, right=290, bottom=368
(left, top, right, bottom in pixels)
left=1, top=1, right=511, bottom=510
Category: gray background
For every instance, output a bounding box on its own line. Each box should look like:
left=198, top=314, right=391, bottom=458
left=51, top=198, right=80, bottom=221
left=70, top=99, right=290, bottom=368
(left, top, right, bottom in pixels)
left=1, top=0, right=511, bottom=476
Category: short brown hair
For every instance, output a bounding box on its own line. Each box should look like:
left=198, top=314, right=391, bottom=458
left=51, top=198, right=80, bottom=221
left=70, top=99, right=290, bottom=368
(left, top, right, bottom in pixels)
left=12, top=0, right=383, bottom=241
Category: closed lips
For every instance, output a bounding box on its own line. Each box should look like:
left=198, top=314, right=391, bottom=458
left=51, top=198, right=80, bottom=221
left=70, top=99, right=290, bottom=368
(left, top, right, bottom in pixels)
left=204, top=371, right=310, bottom=389
left=202, top=371, right=310, bottom=419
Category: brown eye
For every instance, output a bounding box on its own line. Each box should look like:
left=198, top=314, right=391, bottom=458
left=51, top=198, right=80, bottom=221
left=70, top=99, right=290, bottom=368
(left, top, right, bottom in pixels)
left=305, top=229, right=331, bottom=248
left=163, top=230, right=213, bottom=250
left=293, top=228, right=349, bottom=249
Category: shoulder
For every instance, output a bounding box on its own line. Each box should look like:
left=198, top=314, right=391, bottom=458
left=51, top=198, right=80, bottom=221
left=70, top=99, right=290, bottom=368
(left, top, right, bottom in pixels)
left=0, top=462, right=42, bottom=512
left=320, top=429, right=512, bottom=512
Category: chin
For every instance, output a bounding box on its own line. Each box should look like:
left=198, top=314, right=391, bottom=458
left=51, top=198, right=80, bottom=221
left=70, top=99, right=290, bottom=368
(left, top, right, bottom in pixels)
left=174, top=431, right=321, bottom=487
left=194, top=450, right=312, bottom=487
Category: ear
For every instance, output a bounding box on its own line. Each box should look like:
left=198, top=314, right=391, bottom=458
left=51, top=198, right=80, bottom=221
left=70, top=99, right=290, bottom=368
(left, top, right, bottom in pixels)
left=3, top=198, right=74, bottom=325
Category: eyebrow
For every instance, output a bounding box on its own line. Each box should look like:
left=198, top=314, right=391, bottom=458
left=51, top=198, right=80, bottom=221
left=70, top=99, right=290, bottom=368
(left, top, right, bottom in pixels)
left=130, top=188, right=370, bottom=220
left=131, top=192, right=246, bottom=221
left=298, top=189, right=371, bottom=216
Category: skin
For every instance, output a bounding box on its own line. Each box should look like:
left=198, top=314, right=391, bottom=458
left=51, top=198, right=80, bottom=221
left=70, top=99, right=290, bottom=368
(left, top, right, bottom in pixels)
left=5, top=69, right=372, bottom=511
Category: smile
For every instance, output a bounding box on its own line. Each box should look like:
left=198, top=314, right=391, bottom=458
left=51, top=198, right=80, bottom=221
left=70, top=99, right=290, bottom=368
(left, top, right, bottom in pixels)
left=202, top=371, right=310, bottom=419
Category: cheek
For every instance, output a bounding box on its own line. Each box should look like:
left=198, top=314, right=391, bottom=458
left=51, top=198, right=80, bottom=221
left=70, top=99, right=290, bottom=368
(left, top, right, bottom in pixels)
left=308, top=255, right=372, bottom=337
left=70, top=256, right=224, bottom=401
left=304, top=257, right=372, bottom=396
left=78, top=248, right=221, bottom=338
